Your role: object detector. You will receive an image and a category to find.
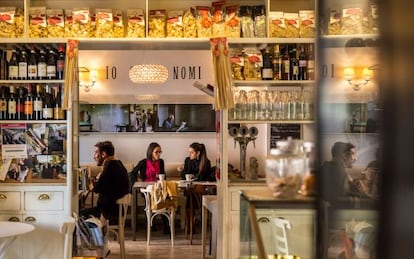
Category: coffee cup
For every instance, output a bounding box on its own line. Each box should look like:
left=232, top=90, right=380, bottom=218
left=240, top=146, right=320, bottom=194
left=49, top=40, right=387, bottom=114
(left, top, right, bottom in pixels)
left=185, top=174, right=194, bottom=181
left=158, top=174, right=165, bottom=181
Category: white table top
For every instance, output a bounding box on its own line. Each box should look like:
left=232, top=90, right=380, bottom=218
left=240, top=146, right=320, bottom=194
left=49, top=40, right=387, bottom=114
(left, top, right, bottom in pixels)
left=0, top=221, right=35, bottom=238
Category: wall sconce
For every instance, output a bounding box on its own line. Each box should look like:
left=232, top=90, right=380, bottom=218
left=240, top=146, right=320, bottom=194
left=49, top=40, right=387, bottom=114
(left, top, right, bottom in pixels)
left=344, top=67, right=373, bottom=91
left=129, top=64, right=169, bottom=84
left=79, top=67, right=97, bottom=92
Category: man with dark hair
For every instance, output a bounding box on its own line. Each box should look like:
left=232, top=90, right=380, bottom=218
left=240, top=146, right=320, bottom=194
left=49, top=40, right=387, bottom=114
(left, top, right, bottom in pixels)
left=81, top=141, right=129, bottom=224
left=320, top=141, right=357, bottom=201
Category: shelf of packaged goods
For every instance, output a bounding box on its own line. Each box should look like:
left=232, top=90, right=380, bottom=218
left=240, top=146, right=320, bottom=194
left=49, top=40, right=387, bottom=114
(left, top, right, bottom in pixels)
left=228, top=120, right=315, bottom=124
left=0, top=120, right=67, bottom=124
left=233, top=80, right=315, bottom=87
left=0, top=80, right=65, bottom=84
left=228, top=38, right=315, bottom=46
left=320, top=33, right=380, bottom=48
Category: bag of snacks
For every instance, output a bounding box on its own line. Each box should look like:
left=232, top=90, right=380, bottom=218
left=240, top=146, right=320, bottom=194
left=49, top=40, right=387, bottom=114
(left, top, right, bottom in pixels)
left=229, top=48, right=244, bottom=80
left=196, top=6, right=212, bottom=38
left=239, top=6, right=254, bottom=38
left=72, top=7, right=91, bottom=38
left=47, top=9, right=65, bottom=38
left=126, top=9, right=145, bottom=38
left=113, top=9, right=124, bottom=38
left=269, top=11, right=286, bottom=38
left=225, top=5, right=240, bottom=38
left=29, top=7, right=47, bottom=38
left=148, top=9, right=166, bottom=38
left=211, top=1, right=226, bottom=37
left=166, top=10, right=183, bottom=38
left=284, top=12, right=300, bottom=38
left=341, top=8, right=363, bottom=35
left=64, top=9, right=74, bottom=37
left=95, top=9, right=113, bottom=38
left=328, top=9, right=341, bottom=35
left=243, top=48, right=262, bottom=81
left=0, top=7, right=17, bottom=38
left=253, top=5, right=266, bottom=38
left=299, top=10, right=315, bottom=38
left=183, top=8, right=197, bottom=38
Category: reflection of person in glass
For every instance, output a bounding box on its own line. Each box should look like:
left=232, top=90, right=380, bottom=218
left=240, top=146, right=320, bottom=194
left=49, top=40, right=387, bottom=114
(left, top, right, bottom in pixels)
left=320, top=141, right=357, bottom=201
left=162, top=114, right=175, bottom=130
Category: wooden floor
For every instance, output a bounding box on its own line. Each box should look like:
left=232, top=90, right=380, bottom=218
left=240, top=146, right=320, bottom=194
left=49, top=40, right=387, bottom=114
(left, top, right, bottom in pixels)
left=105, top=219, right=204, bottom=259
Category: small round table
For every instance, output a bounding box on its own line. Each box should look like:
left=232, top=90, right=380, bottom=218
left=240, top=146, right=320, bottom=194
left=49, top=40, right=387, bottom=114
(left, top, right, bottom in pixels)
left=0, top=221, right=35, bottom=258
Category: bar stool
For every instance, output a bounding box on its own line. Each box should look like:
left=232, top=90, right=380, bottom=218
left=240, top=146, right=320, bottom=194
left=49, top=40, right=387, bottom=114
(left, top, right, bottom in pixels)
left=202, top=195, right=218, bottom=258
left=108, top=193, right=131, bottom=259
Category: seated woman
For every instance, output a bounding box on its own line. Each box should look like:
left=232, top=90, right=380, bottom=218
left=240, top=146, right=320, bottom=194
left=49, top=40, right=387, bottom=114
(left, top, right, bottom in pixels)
left=179, top=142, right=215, bottom=182
left=130, top=142, right=166, bottom=184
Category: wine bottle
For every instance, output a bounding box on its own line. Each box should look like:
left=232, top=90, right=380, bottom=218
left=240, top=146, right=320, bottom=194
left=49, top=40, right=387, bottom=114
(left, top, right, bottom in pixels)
left=18, top=49, right=28, bottom=80
left=298, top=44, right=308, bottom=80
left=37, top=49, right=47, bottom=80
left=0, top=86, right=8, bottom=120
left=290, top=46, right=299, bottom=80
left=28, top=48, right=38, bottom=80
left=24, top=84, right=34, bottom=120
left=0, top=49, right=7, bottom=80
left=43, top=84, right=54, bottom=119
left=8, top=49, right=19, bottom=80
left=54, top=85, right=65, bottom=120
left=56, top=44, right=65, bottom=80
left=46, top=49, right=56, bottom=80
left=33, top=84, right=43, bottom=120
left=7, top=86, right=17, bottom=120
left=272, top=44, right=282, bottom=80
left=281, top=46, right=290, bottom=80
left=307, top=44, right=315, bottom=80
left=16, top=86, right=25, bottom=120
left=261, top=47, right=273, bottom=80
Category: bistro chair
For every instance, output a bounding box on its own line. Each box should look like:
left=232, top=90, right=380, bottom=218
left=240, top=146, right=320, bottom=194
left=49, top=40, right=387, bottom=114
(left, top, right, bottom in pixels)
left=140, top=181, right=178, bottom=246
left=108, top=193, right=132, bottom=259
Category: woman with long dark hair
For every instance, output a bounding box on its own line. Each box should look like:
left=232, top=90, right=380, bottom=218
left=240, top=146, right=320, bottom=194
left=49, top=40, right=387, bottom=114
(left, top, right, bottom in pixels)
left=180, top=142, right=214, bottom=181
left=130, top=142, right=166, bottom=183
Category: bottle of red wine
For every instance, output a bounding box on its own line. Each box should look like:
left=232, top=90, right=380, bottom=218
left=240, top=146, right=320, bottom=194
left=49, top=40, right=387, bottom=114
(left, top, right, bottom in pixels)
left=18, top=49, right=28, bottom=80
left=37, top=49, right=47, bottom=80
left=0, top=86, right=8, bottom=120
left=28, top=48, right=38, bottom=80
left=24, top=84, right=34, bottom=120
left=298, top=44, right=308, bottom=80
left=7, top=86, right=17, bottom=120
left=16, top=86, right=25, bottom=120
left=46, top=49, right=56, bottom=80
left=56, top=45, right=65, bottom=80
left=33, top=84, right=43, bottom=120
left=8, top=49, right=19, bottom=80
left=261, top=47, right=273, bottom=80
left=43, top=84, right=54, bottom=120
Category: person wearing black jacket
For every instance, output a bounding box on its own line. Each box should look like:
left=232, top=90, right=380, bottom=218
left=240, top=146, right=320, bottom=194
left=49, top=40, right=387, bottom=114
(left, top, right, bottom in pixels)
left=81, top=141, right=129, bottom=224
left=130, top=142, right=166, bottom=184
left=179, top=142, right=215, bottom=182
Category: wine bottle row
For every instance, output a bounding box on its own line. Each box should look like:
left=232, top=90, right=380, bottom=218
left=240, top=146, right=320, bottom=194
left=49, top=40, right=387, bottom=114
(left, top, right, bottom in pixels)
left=0, top=43, right=66, bottom=81
left=0, top=84, right=66, bottom=121
left=230, top=43, right=315, bottom=81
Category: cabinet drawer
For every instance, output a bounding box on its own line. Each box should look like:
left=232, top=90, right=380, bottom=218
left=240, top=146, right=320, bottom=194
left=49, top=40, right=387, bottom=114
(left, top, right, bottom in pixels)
left=24, top=191, right=64, bottom=211
left=0, top=191, right=21, bottom=211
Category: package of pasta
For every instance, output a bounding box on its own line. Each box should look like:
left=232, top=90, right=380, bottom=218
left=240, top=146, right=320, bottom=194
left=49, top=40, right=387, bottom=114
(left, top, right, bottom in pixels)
left=225, top=5, right=240, bottom=38
left=148, top=9, right=166, bottom=38
left=284, top=12, right=300, bottom=38
left=15, top=8, right=24, bottom=38
left=253, top=5, right=266, bottom=38
left=299, top=10, right=315, bottom=38
left=113, top=9, right=124, bottom=38
left=243, top=48, right=262, bottom=81
left=341, top=8, right=363, bottom=35
left=95, top=9, right=113, bottom=38
left=72, top=7, right=91, bottom=38
left=126, top=9, right=145, bottom=38
left=0, top=7, right=17, bottom=38
left=29, top=7, right=47, bottom=38
left=196, top=6, right=212, bottom=38
left=239, top=6, right=254, bottom=38
left=64, top=9, right=74, bottom=37
left=167, top=10, right=183, bottom=38
left=89, top=9, right=96, bottom=38
left=269, top=11, right=286, bottom=38
left=328, top=9, right=341, bottom=35
left=183, top=8, right=197, bottom=38
left=229, top=48, right=244, bottom=80
left=211, top=1, right=226, bottom=37
left=47, top=9, right=65, bottom=38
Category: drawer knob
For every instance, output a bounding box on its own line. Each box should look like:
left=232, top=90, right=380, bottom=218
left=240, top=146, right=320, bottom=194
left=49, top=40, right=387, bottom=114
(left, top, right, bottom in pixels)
left=25, top=216, right=36, bottom=223
left=9, top=216, right=20, bottom=222
left=38, top=193, right=50, bottom=200
left=0, top=193, right=7, bottom=200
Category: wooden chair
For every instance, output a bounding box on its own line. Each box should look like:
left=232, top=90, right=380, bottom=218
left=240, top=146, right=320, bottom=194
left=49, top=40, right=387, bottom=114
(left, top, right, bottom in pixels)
left=108, top=193, right=131, bottom=259
left=140, top=183, right=177, bottom=246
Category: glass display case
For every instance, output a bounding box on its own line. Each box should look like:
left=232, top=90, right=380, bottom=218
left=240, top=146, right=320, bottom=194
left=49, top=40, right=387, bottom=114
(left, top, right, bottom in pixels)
left=239, top=189, right=316, bottom=259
